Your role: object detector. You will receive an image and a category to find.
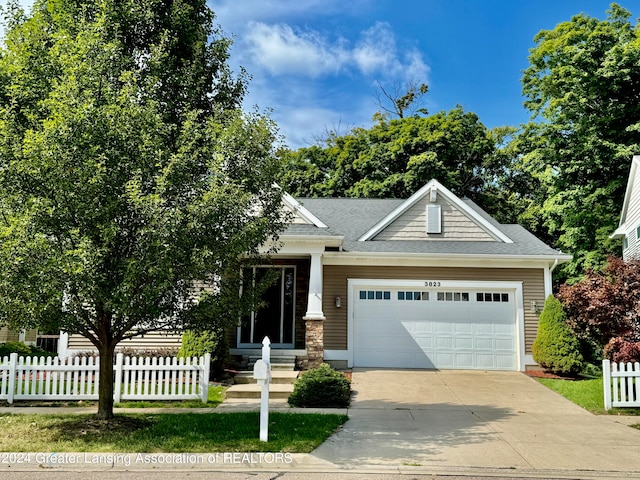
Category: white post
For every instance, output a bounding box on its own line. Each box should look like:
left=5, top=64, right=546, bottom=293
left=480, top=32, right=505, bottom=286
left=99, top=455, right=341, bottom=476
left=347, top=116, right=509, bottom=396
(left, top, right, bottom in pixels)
left=603, top=359, right=612, bottom=410
left=58, top=332, right=69, bottom=359
left=114, top=353, right=123, bottom=404
left=7, top=353, right=17, bottom=405
left=305, top=254, right=324, bottom=318
left=252, top=336, right=271, bottom=442
left=201, top=353, right=211, bottom=403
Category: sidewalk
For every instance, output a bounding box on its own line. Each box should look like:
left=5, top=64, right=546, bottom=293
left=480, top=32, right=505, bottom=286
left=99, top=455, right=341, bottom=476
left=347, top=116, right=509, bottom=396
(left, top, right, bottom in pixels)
left=1, top=370, right=640, bottom=479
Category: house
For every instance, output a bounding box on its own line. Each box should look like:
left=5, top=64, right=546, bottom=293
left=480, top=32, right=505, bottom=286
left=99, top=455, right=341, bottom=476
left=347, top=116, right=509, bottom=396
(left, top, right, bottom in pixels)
left=0, top=326, right=37, bottom=346
left=60, top=179, right=570, bottom=371
left=611, top=155, right=640, bottom=259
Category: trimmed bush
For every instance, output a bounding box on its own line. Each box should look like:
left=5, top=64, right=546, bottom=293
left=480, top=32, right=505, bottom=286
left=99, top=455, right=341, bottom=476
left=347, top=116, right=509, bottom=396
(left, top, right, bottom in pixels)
left=533, top=295, right=584, bottom=376
left=178, top=328, right=228, bottom=379
left=288, top=363, right=351, bottom=408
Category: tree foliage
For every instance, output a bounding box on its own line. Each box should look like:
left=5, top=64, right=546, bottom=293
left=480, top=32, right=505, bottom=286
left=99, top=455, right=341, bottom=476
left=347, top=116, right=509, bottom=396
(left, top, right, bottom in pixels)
left=558, top=257, right=640, bottom=354
left=517, top=4, right=640, bottom=281
left=281, top=106, right=518, bottom=221
left=532, top=295, right=584, bottom=376
left=0, top=0, right=286, bottom=418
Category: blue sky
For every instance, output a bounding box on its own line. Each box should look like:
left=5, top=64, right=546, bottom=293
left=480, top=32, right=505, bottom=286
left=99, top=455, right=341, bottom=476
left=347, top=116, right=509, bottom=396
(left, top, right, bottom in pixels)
left=4, top=1, right=636, bottom=148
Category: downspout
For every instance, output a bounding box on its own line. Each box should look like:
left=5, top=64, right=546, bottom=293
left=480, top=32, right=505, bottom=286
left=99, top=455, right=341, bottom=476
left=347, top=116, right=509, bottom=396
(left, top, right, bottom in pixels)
left=550, top=258, right=559, bottom=273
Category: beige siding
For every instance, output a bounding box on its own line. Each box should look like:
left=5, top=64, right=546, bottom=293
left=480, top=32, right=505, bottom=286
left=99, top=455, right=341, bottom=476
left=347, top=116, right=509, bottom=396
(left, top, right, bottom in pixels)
left=624, top=165, right=640, bottom=260
left=374, top=196, right=496, bottom=241
left=323, top=265, right=544, bottom=354
left=68, top=332, right=182, bottom=352
left=0, top=326, right=19, bottom=343
left=24, top=329, right=38, bottom=343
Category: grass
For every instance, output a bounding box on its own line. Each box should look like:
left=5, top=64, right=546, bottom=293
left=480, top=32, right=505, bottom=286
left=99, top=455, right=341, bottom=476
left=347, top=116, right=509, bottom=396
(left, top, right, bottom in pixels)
left=0, top=411, right=348, bottom=452
left=114, top=385, right=226, bottom=408
left=536, top=375, right=640, bottom=417
left=1, top=385, right=227, bottom=409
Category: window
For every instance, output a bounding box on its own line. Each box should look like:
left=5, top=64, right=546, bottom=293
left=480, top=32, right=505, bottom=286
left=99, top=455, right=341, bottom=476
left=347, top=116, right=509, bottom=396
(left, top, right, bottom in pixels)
left=398, top=291, right=429, bottom=301
left=624, top=236, right=629, bottom=250
left=477, top=292, right=509, bottom=303
left=437, top=291, right=469, bottom=302
left=360, top=290, right=390, bottom=301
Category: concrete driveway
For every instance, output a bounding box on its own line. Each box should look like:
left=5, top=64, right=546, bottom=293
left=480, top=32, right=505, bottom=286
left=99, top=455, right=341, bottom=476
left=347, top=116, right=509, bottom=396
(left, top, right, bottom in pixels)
left=310, top=369, right=640, bottom=476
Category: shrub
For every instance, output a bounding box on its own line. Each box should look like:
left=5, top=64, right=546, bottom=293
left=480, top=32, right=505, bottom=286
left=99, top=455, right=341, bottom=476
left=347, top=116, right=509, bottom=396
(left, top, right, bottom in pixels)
left=288, top=363, right=351, bottom=408
left=117, top=347, right=179, bottom=358
left=532, top=295, right=585, bottom=376
left=604, top=337, right=640, bottom=363
left=558, top=257, right=640, bottom=349
left=178, top=328, right=228, bottom=379
left=0, top=342, right=55, bottom=358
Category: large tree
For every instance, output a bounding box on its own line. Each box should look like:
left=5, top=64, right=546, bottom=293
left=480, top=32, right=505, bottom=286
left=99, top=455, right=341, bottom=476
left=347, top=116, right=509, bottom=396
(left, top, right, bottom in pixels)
left=518, top=3, right=640, bottom=281
left=0, top=0, right=286, bottom=419
left=281, top=106, right=514, bottom=221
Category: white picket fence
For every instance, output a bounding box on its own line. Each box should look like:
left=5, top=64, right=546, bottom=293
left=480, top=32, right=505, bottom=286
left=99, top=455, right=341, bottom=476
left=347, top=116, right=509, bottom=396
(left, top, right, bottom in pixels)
left=0, top=352, right=210, bottom=404
left=603, top=359, right=640, bottom=410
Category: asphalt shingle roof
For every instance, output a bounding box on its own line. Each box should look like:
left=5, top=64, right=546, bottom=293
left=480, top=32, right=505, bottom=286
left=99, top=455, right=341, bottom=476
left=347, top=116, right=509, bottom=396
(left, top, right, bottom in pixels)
left=292, top=197, right=566, bottom=258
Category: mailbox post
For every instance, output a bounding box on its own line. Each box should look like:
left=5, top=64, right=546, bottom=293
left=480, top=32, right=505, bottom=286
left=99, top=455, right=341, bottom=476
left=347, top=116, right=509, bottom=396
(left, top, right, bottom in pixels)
left=253, top=336, right=271, bottom=442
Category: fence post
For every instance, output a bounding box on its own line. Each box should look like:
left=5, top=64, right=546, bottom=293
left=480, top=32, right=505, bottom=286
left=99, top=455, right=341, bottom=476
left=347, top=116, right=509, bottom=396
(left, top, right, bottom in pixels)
left=603, top=359, right=612, bottom=411
left=7, top=353, right=17, bottom=405
left=114, top=352, right=123, bottom=404
left=201, top=353, right=211, bottom=403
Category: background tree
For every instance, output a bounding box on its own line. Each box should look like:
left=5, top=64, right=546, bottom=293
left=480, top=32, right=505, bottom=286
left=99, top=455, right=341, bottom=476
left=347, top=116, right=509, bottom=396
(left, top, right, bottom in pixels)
left=517, top=4, right=640, bottom=281
left=373, top=79, right=429, bottom=120
left=0, top=0, right=286, bottom=419
left=281, top=106, right=513, bottom=221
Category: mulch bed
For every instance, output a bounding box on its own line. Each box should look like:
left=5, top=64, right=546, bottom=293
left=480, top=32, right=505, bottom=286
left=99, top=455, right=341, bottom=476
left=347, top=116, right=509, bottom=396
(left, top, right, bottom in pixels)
left=525, top=369, right=577, bottom=380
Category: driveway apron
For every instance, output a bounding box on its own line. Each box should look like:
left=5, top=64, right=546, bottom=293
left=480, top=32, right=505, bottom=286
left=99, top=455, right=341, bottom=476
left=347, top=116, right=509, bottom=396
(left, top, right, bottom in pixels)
left=310, top=369, right=640, bottom=475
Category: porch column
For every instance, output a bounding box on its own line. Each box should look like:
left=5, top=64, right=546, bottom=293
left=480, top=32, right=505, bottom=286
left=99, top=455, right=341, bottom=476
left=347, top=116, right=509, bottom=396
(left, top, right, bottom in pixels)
left=303, top=253, right=325, bottom=368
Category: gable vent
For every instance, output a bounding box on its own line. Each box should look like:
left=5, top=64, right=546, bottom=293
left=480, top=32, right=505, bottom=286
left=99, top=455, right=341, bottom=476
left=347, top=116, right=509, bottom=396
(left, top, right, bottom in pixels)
left=426, top=204, right=442, bottom=234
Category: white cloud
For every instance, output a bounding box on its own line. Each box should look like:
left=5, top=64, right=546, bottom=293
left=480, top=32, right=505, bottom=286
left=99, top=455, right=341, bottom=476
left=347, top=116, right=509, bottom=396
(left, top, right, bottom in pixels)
left=244, top=20, right=429, bottom=83
left=245, top=22, right=348, bottom=77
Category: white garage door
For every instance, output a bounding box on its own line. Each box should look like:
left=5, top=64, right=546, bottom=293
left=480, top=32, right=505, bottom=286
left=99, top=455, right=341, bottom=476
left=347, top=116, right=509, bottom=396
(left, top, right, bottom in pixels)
left=353, top=284, right=517, bottom=370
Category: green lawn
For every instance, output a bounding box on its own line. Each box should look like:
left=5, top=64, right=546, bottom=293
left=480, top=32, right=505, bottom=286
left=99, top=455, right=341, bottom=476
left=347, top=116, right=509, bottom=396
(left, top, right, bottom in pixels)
left=536, top=375, right=640, bottom=417
left=0, top=411, right=348, bottom=452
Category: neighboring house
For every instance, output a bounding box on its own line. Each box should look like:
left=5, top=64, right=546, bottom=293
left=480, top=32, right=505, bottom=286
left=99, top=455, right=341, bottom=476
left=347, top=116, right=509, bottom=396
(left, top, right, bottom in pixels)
left=0, top=326, right=37, bottom=345
left=611, top=155, right=640, bottom=260
left=60, top=179, right=570, bottom=371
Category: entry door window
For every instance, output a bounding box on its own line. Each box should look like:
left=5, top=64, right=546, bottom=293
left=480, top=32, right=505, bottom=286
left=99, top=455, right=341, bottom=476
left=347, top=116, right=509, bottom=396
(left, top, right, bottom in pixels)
left=240, top=267, right=295, bottom=347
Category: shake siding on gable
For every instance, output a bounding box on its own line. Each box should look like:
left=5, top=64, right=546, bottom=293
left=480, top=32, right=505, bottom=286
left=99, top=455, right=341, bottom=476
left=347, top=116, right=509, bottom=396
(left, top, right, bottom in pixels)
left=322, top=265, right=545, bottom=354
left=373, top=196, right=495, bottom=241
left=623, top=164, right=640, bottom=260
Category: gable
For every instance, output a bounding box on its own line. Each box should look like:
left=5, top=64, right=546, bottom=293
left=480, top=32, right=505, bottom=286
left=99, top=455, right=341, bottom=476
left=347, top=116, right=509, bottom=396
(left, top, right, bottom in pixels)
left=359, top=179, right=513, bottom=243
left=282, top=192, right=327, bottom=228
left=373, top=193, right=496, bottom=241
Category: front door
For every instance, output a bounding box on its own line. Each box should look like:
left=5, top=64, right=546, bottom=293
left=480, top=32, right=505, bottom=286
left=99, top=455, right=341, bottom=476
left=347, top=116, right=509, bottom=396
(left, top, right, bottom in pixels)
left=238, top=266, right=296, bottom=347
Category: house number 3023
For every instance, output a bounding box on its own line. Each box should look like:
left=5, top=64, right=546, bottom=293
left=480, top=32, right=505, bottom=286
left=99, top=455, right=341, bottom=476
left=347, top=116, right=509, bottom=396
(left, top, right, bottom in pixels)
left=424, top=281, right=442, bottom=287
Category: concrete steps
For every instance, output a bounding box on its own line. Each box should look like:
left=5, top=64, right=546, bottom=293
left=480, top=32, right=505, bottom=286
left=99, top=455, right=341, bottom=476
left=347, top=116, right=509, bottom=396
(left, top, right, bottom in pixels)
left=224, top=383, right=294, bottom=399
left=225, top=356, right=298, bottom=400
left=233, top=370, right=299, bottom=385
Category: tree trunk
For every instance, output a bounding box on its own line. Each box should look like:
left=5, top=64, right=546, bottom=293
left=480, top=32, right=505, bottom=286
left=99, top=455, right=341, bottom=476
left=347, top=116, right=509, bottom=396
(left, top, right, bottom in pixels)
left=96, top=341, right=116, bottom=420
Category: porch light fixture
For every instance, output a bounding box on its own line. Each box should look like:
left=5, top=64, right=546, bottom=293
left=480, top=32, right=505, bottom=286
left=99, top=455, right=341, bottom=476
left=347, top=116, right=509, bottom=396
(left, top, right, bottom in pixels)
left=335, top=296, right=341, bottom=308
left=530, top=300, right=538, bottom=313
